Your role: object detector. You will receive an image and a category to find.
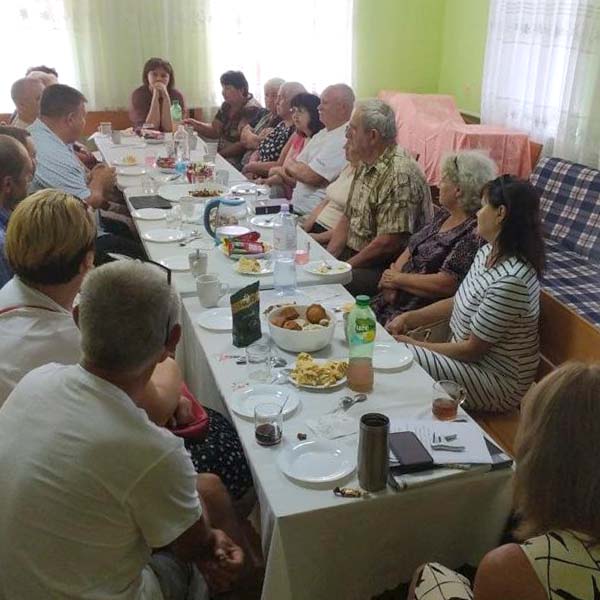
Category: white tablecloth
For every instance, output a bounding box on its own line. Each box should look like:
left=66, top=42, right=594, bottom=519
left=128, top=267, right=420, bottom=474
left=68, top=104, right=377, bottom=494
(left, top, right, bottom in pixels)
left=179, top=285, right=513, bottom=600
left=95, top=137, right=351, bottom=297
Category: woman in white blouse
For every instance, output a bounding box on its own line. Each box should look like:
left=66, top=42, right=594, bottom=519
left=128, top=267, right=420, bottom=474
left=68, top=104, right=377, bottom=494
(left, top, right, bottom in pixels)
left=301, top=142, right=360, bottom=245
left=387, top=176, right=545, bottom=412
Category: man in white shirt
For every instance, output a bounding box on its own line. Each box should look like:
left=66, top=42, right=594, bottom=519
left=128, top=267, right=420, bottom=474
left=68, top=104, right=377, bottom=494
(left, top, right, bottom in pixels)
left=0, top=261, right=244, bottom=599
left=9, top=77, right=44, bottom=130
left=286, top=83, right=354, bottom=215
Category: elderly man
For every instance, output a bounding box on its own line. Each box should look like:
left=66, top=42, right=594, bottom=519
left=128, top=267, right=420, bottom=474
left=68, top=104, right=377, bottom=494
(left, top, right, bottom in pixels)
left=240, top=76, right=285, bottom=163
left=9, top=78, right=45, bottom=129
left=29, top=83, right=145, bottom=261
left=243, top=81, right=307, bottom=177
left=0, top=261, right=246, bottom=598
left=328, top=98, right=432, bottom=297
left=0, top=135, right=34, bottom=287
left=286, top=83, right=354, bottom=215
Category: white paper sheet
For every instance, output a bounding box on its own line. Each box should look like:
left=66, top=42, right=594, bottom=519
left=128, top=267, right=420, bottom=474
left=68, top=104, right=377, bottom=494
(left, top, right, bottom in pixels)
left=389, top=419, right=493, bottom=465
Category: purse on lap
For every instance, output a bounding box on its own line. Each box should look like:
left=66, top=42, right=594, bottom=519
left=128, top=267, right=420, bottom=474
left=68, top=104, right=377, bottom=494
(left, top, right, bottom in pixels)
left=406, top=319, right=450, bottom=343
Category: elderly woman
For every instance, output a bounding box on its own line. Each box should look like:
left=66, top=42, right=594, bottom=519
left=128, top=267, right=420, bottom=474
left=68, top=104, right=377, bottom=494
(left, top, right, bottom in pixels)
left=130, top=57, right=185, bottom=132
left=240, top=77, right=285, bottom=164
left=409, top=362, right=600, bottom=600
left=372, top=151, right=497, bottom=326
left=301, top=141, right=360, bottom=241
left=388, top=176, right=545, bottom=412
left=255, top=92, right=323, bottom=196
left=184, top=70, right=262, bottom=169
left=0, top=190, right=253, bottom=500
left=242, top=81, right=307, bottom=178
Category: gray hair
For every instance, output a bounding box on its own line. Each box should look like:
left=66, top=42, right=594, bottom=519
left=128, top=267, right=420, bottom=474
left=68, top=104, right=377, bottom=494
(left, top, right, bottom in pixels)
left=355, top=99, right=397, bottom=143
left=10, top=77, right=43, bottom=103
left=280, top=81, right=307, bottom=99
left=264, top=77, right=285, bottom=93
left=326, top=83, right=355, bottom=108
left=78, top=261, right=181, bottom=372
left=440, top=150, right=498, bottom=215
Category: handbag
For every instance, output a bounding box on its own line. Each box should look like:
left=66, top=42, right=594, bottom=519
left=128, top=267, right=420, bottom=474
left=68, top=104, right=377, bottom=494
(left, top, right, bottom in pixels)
left=168, top=383, right=211, bottom=442
left=406, top=319, right=450, bottom=343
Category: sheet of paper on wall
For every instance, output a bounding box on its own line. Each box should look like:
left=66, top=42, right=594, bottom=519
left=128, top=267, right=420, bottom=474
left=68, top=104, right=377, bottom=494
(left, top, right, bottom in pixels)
left=389, top=419, right=494, bottom=465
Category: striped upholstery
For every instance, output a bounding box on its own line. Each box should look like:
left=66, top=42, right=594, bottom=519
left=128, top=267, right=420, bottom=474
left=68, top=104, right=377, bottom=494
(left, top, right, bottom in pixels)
left=530, top=157, right=600, bottom=327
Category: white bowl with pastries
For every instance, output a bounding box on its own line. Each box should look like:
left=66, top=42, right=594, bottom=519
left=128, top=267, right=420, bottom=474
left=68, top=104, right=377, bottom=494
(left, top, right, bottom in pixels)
left=267, top=304, right=336, bottom=353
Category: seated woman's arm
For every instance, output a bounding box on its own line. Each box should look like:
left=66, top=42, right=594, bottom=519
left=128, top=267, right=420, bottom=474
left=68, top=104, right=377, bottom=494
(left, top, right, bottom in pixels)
left=379, top=270, right=458, bottom=298
left=386, top=297, right=454, bottom=335
left=220, top=141, right=245, bottom=159
left=183, top=116, right=222, bottom=139
left=244, top=136, right=294, bottom=176
left=405, top=331, right=493, bottom=363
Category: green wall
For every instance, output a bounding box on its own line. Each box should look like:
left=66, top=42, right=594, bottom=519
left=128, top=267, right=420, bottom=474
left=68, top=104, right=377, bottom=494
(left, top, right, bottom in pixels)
left=438, top=0, right=490, bottom=114
left=354, top=0, right=445, bottom=99
left=355, top=0, right=490, bottom=115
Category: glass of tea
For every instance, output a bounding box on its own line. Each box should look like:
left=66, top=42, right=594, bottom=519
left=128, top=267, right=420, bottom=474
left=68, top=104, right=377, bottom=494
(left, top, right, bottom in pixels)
left=254, top=403, right=283, bottom=446
left=432, top=380, right=466, bottom=421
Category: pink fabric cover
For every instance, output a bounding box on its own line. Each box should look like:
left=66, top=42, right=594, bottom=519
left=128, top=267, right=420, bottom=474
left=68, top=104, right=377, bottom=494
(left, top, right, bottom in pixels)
left=378, top=91, right=533, bottom=185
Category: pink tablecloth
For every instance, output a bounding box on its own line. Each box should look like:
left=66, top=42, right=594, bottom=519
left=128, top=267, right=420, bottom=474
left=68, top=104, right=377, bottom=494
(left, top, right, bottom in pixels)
left=378, top=91, right=533, bottom=186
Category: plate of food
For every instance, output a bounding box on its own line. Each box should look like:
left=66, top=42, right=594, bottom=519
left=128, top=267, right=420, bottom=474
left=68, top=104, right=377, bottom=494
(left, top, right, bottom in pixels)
left=230, top=385, right=300, bottom=420
left=113, top=154, right=139, bottom=166
left=277, top=439, right=355, bottom=484
left=158, top=183, right=227, bottom=202
left=236, top=257, right=273, bottom=275
left=267, top=304, right=335, bottom=352
left=289, top=353, right=348, bottom=390
left=304, top=260, right=352, bottom=276
left=155, top=156, right=177, bottom=173
left=219, top=241, right=271, bottom=261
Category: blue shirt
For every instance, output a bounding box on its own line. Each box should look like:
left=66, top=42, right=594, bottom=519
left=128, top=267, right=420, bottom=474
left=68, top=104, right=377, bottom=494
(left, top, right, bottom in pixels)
left=0, top=208, right=13, bottom=289
left=28, top=119, right=90, bottom=201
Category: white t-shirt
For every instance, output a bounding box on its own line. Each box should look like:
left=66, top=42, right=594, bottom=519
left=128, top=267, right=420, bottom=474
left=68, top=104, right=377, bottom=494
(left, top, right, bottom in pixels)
left=291, top=123, right=348, bottom=215
left=0, top=277, right=81, bottom=406
left=0, top=363, right=202, bottom=599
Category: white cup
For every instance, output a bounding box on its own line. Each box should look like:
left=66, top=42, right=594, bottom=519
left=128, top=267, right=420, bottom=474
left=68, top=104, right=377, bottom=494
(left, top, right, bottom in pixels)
left=99, top=122, right=112, bottom=136
left=111, top=130, right=122, bottom=144
left=196, top=273, right=230, bottom=308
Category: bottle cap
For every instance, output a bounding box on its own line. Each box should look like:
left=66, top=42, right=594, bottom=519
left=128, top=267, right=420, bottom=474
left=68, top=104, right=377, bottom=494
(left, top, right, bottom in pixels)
left=356, top=295, right=370, bottom=306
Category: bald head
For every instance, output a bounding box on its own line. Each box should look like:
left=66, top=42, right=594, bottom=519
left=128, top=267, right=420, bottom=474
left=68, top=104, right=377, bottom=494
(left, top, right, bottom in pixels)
left=318, top=84, right=355, bottom=130
left=276, top=81, right=307, bottom=120
left=11, top=78, right=44, bottom=125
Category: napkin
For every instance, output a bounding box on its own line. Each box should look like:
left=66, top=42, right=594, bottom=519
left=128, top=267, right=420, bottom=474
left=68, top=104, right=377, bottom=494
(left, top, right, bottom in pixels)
left=305, top=414, right=358, bottom=439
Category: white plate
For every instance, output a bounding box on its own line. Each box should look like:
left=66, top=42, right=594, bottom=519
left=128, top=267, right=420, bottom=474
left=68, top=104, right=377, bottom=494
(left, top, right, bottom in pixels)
left=142, top=228, right=186, bottom=243
left=303, top=261, right=352, bottom=277
left=372, top=342, right=413, bottom=371
left=197, top=308, right=232, bottom=332
left=132, top=208, right=167, bottom=221
left=277, top=440, right=355, bottom=484
left=116, top=166, right=146, bottom=176
left=230, top=385, right=299, bottom=419
left=250, top=215, right=275, bottom=229
left=145, top=138, right=164, bottom=145
left=235, top=259, right=274, bottom=275
left=158, top=255, right=190, bottom=272
left=113, top=158, right=140, bottom=167
left=288, top=358, right=347, bottom=390
left=158, top=182, right=227, bottom=202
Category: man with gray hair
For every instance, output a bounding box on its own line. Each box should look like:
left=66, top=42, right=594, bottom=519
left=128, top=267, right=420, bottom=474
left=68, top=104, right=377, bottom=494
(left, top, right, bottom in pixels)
left=0, top=261, right=244, bottom=599
left=287, top=83, right=355, bottom=215
left=9, top=77, right=45, bottom=129
left=328, top=98, right=432, bottom=296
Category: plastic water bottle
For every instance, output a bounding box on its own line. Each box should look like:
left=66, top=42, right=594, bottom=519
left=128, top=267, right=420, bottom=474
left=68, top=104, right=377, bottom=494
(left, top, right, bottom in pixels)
left=347, top=295, right=376, bottom=393
left=171, top=99, right=183, bottom=124
left=173, top=124, right=189, bottom=164
left=272, top=203, right=297, bottom=295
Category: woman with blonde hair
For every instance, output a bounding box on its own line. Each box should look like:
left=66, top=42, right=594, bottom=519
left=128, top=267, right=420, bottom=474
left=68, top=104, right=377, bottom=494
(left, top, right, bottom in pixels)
left=409, top=361, right=600, bottom=600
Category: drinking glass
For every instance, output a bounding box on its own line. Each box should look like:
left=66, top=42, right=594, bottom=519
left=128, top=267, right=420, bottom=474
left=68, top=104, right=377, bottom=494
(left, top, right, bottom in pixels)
left=99, top=122, right=112, bottom=136
left=254, top=403, right=283, bottom=446
left=295, top=239, right=310, bottom=265
left=165, top=205, right=182, bottom=230
left=215, top=169, right=230, bottom=186
left=179, top=196, right=196, bottom=223
left=246, top=340, right=271, bottom=383
left=432, top=380, right=466, bottom=421
left=141, top=173, right=157, bottom=195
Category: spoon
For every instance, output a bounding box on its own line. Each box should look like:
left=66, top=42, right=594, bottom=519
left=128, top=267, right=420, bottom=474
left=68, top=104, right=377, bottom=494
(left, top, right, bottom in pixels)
left=341, top=393, right=368, bottom=411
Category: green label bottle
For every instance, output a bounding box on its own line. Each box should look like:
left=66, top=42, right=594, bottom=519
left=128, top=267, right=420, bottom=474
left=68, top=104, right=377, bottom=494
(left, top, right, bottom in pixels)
left=347, top=295, right=375, bottom=392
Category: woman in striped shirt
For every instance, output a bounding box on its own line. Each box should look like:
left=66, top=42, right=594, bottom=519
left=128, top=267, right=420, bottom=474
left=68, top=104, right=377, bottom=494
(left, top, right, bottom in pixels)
left=387, top=176, right=545, bottom=412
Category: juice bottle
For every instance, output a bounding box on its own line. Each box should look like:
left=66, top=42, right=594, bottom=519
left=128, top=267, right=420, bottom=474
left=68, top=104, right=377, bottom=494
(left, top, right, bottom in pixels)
left=347, top=295, right=376, bottom=393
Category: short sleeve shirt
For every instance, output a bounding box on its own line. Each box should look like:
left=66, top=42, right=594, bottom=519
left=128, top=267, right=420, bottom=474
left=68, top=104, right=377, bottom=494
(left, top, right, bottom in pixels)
left=344, top=145, right=433, bottom=252
left=215, top=95, right=263, bottom=145
left=258, top=121, right=295, bottom=162
left=0, top=363, right=201, bottom=599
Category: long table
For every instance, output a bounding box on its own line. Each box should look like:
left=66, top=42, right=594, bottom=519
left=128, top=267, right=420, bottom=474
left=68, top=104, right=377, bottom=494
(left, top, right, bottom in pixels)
left=95, top=136, right=352, bottom=296
left=180, top=285, right=513, bottom=600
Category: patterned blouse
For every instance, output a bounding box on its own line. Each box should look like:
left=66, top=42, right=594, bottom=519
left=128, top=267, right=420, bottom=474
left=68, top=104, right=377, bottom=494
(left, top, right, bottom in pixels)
left=258, top=121, right=295, bottom=162
left=372, top=209, right=482, bottom=325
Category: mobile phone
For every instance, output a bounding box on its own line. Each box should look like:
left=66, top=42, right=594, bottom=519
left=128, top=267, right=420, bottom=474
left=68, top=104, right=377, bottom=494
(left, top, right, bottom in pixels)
left=389, top=431, right=434, bottom=474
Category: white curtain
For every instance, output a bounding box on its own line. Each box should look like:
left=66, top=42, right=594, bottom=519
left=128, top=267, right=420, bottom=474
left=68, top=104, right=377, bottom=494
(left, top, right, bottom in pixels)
left=481, top=0, right=600, bottom=167
left=0, top=0, right=78, bottom=112
left=205, top=0, right=354, bottom=106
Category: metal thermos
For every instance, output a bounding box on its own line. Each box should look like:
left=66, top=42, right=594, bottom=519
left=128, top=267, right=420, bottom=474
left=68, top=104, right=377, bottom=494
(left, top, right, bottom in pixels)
left=358, top=413, right=389, bottom=492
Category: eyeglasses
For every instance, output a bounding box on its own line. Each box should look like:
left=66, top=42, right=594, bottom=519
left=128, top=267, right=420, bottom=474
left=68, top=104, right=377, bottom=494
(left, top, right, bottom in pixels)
left=453, top=155, right=461, bottom=177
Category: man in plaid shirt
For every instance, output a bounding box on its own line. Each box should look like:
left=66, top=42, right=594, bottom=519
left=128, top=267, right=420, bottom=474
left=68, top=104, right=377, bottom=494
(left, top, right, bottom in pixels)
left=327, top=99, right=432, bottom=296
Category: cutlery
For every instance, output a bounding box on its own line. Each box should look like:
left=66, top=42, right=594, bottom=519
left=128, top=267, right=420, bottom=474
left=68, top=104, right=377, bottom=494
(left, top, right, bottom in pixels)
left=236, top=356, right=287, bottom=367
left=329, top=393, right=368, bottom=413
left=178, top=230, right=201, bottom=246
